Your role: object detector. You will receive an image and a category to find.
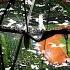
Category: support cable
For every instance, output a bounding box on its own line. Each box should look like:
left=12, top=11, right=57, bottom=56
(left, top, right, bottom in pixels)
left=10, top=34, right=23, bottom=70
left=0, top=26, right=70, bottom=42
left=10, top=0, right=35, bottom=69
left=64, top=34, right=68, bottom=55
left=0, top=0, right=15, bottom=25
left=0, top=0, right=15, bottom=70
left=0, top=44, right=5, bottom=70
left=23, top=0, right=28, bottom=32
left=10, top=0, right=26, bottom=69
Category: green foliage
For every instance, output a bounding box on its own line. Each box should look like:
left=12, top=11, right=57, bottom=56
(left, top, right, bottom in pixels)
left=0, top=33, right=10, bottom=67
left=0, top=0, right=70, bottom=70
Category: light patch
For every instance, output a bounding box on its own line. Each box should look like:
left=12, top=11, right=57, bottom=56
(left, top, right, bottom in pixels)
left=38, top=14, right=46, bottom=30
left=13, top=38, right=16, bottom=40
left=27, top=49, right=37, bottom=54
left=16, top=24, right=23, bottom=29
left=33, top=36, right=38, bottom=38
left=34, top=47, right=40, bottom=51
left=66, top=0, right=70, bottom=2
left=41, top=57, right=46, bottom=61
left=5, top=67, right=11, bottom=70
left=65, top=58, right=70, bottom=62
left=36, top=18, right=39, bottom=22
left=65, top=20, right=69, bottom=23
left=51, top=4, right=59, bottom=11
left=22, top=48, right=25, bottom=50
left=46, top=68, right=49, bottom=70
left=5, top=19, right=16, bottom=27
left=59, top=44, right=65, bottom=47
left=57, top=22, right=69, bottom=27
left=7, top=19, right=16, bottom=26
left=63, top=23, right=69, bottom=25
left=2, top=47, right=5, bottom=49
left=8, top=7, right=14, bottom=10
left=41, top=50, right=45, bottom=54
left=36, top=4, right=45, bottom=7
left=37, top=51, right=41, bottom=55
left=0, top=12, right=3, bottom=15
left=55, top=63, right=68, bottom=68
left=21, top=8, right=24, bottom=11
left=0, top=8, right=5, bottom=11
left=20, top=64, right=26, bottom=67
left=44, top=61, right=49, bottom=65
left=14, top=12, right=18, bottom=15
left=3, top=19, right=16, bottom=27
left=49, top=43, right=65, bottom=48
left=31, top=64, right=39, bottom=70
left=34, top=43, right=41, bottom=46
left=26, top=0, right=33, bottom=5
left=49, top=43, right=56, bottom=47
left=49, top=21, right=58, bottom=23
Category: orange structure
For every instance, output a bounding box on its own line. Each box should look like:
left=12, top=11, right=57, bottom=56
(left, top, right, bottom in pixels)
left=37, top=34, right=69, bottom=64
